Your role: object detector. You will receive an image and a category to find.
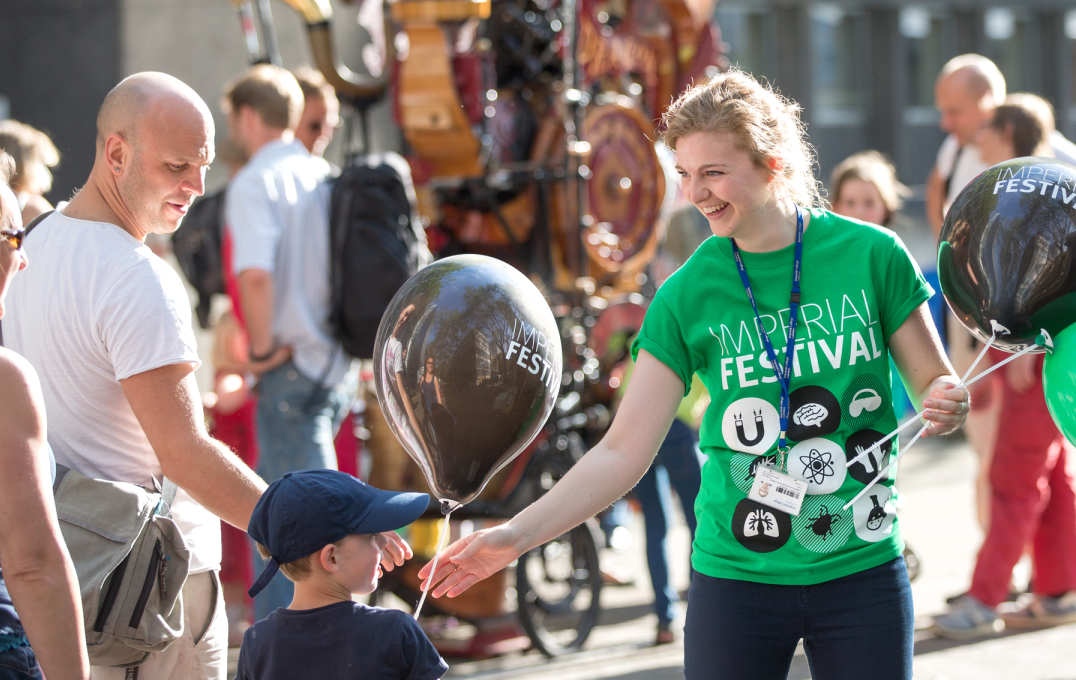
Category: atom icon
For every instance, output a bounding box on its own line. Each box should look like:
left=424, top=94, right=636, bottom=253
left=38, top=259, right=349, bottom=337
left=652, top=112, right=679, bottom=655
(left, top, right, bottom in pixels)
left=799, top=448, right=835, bottom=485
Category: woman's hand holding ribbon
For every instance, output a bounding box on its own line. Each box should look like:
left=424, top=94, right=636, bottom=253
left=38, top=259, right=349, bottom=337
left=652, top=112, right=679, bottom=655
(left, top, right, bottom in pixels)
left=919, top=375, right=970, bottom=436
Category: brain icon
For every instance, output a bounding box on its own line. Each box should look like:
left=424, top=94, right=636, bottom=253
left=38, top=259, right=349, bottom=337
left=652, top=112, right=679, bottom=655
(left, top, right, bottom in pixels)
left=793, top=403, right=828, bottom=428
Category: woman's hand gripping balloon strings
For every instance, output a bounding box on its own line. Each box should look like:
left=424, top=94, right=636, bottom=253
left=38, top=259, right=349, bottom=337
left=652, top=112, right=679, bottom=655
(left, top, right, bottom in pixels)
left=918, top=374, right=971, bottom=437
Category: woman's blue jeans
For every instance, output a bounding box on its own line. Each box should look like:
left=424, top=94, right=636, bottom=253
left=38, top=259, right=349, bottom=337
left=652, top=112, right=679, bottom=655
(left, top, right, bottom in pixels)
left=634, top=418, right=702, bottom=625
left=684, top=557, right=914, bottom=680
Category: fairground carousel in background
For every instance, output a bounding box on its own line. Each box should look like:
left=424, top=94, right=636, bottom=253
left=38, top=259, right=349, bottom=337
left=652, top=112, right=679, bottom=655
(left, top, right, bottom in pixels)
left=236, top=0, right=726, bottom=297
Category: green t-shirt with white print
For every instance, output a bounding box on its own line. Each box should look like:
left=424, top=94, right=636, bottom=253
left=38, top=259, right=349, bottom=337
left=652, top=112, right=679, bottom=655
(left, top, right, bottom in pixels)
left=631, top=209, right=931, bottom=585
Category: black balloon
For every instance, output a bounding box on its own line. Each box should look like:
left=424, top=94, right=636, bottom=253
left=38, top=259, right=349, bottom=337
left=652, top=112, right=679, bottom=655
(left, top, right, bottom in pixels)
left=373, top=254, right=563, bottom=507
left=938, top=157, right=1076, bottom=351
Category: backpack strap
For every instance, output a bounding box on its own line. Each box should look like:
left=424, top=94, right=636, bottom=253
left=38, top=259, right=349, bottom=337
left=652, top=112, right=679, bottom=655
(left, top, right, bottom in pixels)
left=941, top=145, right=966, bottom=203
left=159, top=479, right=179, bottom=516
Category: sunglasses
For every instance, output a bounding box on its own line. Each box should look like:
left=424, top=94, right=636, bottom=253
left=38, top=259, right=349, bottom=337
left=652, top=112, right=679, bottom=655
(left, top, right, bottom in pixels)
left=1, top=230, right=24, bottom=251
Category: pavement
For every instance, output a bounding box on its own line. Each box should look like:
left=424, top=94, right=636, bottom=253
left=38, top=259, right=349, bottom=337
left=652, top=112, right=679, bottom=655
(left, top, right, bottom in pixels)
left=222, top=432, right=1076, bottom=679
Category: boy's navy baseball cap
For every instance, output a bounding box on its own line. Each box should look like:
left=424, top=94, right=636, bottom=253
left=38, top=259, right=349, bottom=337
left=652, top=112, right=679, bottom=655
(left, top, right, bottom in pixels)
left=247, top=469, right=430, bottom=598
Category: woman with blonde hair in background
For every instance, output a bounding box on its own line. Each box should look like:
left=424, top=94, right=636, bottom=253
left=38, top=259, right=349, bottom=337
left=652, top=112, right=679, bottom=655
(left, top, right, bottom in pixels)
left=0, top=121, right=60, bottom=223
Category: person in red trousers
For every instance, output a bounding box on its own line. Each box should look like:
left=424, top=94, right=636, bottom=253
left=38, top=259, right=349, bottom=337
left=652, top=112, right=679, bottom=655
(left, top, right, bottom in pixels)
left=933, top=348, right=1076, bottom=638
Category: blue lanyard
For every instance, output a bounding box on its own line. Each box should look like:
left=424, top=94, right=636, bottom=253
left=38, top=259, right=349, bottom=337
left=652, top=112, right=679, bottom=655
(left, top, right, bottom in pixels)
left=730, top=207, right=804, bottom=457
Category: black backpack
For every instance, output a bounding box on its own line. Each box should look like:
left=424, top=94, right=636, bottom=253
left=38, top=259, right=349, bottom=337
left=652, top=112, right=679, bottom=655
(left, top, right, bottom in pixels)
left=170, top=188, right=225, bottom=329
left=328, top=153, right=430, bottom=359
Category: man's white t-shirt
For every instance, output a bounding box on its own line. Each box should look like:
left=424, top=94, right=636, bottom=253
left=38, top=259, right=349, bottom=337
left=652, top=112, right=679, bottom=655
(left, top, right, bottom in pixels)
left=225, top=139, right=349, bottom=386
left=936, top=135, right=989, bottom=217
left=1049, top=130, right=1076, bottom=166
left=5, top=213, right=220, bottom=573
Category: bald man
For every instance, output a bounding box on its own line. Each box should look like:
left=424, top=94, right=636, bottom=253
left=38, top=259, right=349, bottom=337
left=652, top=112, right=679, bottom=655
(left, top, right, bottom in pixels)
left=926, top=54, right=1076, bottom=236
left=924, top=54, right=1007, bottom=237
left=4, top=72, right=267, bottom=679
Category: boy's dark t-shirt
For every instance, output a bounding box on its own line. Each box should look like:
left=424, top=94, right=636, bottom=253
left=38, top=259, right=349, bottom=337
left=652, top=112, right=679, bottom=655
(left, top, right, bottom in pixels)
left=235, top=601, right=448, bottom=680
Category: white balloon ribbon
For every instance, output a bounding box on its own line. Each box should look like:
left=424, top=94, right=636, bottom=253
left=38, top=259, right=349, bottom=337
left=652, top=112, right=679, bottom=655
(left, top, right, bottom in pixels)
left=413, top=509, right=454, bottom=620
left=842, top=322, right=1049, bottom=512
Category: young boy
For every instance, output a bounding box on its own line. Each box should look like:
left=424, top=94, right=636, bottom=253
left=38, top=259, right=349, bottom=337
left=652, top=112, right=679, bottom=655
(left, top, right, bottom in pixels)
left=236, top=469, right=448, bottom=679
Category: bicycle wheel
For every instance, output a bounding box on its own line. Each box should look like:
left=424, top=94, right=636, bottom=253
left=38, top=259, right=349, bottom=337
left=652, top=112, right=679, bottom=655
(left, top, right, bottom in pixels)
left=515, top=517, right=603, bottom=657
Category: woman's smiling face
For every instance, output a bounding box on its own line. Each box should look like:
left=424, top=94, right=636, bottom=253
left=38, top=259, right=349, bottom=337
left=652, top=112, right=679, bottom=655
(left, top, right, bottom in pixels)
left=674, top=130, right=776, bottom=244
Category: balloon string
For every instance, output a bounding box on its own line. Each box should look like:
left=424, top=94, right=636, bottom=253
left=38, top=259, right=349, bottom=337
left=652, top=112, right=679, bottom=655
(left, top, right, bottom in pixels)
left=963, top=343, right=1042, bottom=387
left=844, top=410, right=927, bottom=469
left=413, top=509, right=453, bottom=620
left=842, top=327, right=1009, bottom=512
left=844, top=327, right=1000, bottom=471
left=843, top=329, right=1045, bottom=509
left=958, top=332, right=999, bottom=386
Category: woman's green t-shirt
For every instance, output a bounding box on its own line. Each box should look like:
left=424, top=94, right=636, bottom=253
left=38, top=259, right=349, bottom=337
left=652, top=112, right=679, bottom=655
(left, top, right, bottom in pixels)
left=631, top=209, right=932, bottom=585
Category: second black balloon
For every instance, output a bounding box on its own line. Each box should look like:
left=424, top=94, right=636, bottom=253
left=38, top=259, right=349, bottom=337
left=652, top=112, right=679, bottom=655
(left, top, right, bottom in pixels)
left=938, top=156, right=1076, bottom=351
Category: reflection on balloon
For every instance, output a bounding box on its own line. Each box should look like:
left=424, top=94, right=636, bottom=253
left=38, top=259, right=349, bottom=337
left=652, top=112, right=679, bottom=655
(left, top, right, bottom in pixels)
left=372, top=254, right=563, bottom=507
left=1043, top=322, right=1076, bottom=447
left=938, top=157, right=1076, bottom=352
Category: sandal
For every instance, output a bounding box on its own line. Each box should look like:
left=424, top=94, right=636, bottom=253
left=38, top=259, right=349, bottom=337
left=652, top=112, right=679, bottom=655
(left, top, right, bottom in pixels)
left=1000, top=592, right=1076, bottom=629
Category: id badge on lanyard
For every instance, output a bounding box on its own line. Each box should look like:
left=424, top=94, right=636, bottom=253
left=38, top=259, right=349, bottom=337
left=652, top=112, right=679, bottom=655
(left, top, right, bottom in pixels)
left=735, top=207, right=808, bottom=516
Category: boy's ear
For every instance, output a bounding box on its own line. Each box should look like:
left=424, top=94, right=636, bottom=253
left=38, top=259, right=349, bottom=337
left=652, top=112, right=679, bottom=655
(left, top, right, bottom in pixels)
left=767, top=156, right=784, bottom=174
left=317, top=543, right=337, bottom=572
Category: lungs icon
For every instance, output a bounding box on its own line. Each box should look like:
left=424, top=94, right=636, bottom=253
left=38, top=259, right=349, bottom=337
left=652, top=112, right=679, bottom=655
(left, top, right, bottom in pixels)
left=744, top=508, right=781, bottom=538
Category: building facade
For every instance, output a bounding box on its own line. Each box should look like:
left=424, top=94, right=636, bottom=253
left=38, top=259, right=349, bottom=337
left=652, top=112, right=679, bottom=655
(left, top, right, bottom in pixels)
left=714, top=0, right=1076, bottom=201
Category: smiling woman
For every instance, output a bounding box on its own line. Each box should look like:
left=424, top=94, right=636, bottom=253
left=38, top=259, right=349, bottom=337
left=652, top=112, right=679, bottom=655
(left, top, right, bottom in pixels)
left=416, top=68, right=970, bottom=680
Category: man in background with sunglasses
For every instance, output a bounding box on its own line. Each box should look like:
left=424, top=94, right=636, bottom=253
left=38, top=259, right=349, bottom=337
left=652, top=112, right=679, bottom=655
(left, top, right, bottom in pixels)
left=222, top=63, right=353, bottom=623
left=3, top=72, right=268, bottom=680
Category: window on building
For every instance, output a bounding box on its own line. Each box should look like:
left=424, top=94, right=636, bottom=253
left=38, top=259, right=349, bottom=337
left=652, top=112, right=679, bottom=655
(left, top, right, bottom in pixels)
left=982, top=7, right=1032, bottom=92
left=809, top=3, right=867, bottom=125
left=712, top=5, right=777, bottom=80
left=900, top=5, right=947, bottom=115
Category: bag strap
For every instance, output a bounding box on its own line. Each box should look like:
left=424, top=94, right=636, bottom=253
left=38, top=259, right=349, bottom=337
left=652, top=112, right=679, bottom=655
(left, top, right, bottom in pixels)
left=941, top=145, right=965, bottom=202
left=159, top=479, right=179, bottom=514
left=54, top=463, right=179, bottom=518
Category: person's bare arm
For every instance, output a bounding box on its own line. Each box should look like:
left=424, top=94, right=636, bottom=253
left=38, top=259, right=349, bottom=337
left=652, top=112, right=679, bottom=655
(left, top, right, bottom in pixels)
left=888, top=303, right=969, bottom=436
left=0, top=351, right=89, bottom=680
left=420, top=350, right=683, bottom=597
left=925, top=166, right=946, bottom=238
left=121, top=363, right=267, bottom=530
left=236, top=268, right=291, bottom=372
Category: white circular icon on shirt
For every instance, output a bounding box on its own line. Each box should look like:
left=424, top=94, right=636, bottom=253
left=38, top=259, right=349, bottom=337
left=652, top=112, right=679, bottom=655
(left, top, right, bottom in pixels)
left=721, top=397, right=779, bottom=455
left=849, top=388, right=883, bottom=418
left=788, top=437, right=847, bottom=495
left=852, top=485, right=896, bottom=542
